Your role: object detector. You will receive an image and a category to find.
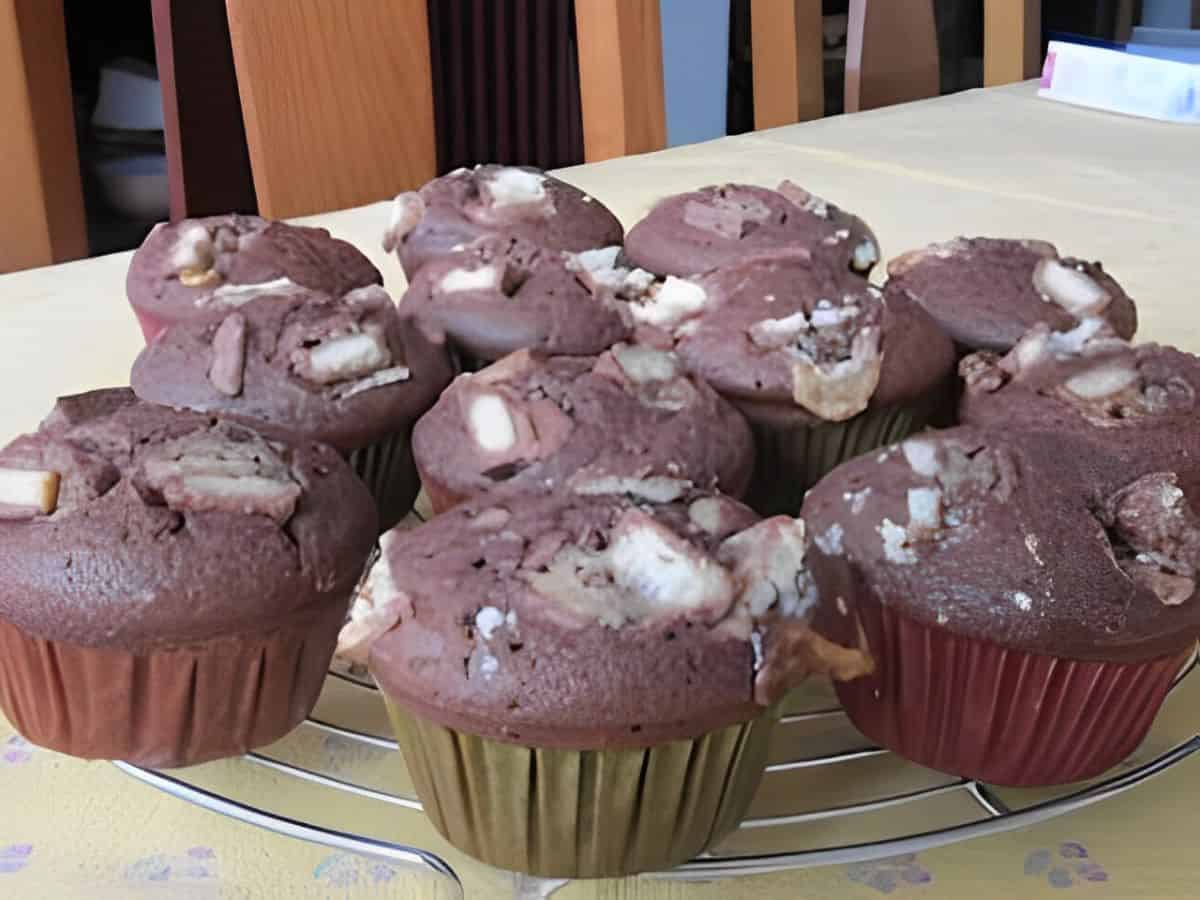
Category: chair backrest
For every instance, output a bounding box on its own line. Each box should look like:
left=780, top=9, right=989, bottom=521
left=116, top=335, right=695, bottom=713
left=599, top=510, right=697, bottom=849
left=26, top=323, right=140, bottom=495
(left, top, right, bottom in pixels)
left=224, top=0, right=438, bottom=220
left=846, top=0, right=941, bottom=113
left=0, top=0, right=87, bottom=272
left=575, top=0, right=668, bottom=161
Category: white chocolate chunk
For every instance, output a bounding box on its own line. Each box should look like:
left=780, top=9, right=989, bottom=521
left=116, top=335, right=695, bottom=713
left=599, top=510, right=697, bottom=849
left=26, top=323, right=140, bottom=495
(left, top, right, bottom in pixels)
left=382, top=191, right=425, bottom=251
left=1063, top=363, right=1139, bottom=399
left=573, top=476, right=691, bottom=503
left=719, top=517, right=813, bottom=618
left=748, top=311, right=810, bottom=349
left=879, top=518, right=916, bottom=564
left=209, top=313, right=247, bottom=397
left=485, top=168, right=549, bottom=207
left=167, top=474, right=300, bottom=524
left=0, top=468, right=61, bottom=517
left=628, top=276, right=708, bottom=327
left=610, top=518, right=734, bottom=613
left=609, top=343, right=678, bottom=383
left=171, top=224, right=214, bottom=273
left=1010, top=591, right=1033, bottom=612
left=1048, top=317, right=1108, bottom=355
left=813, top=523, right=845, bottom=556
left=467, top=393, right=518, bottom=452
left=852, top=240, right=879, bottom=271
left=810, top=304, right=860, bottom=328
left=573, top=246, right=621, bottom=272
left=907, top=487, right=943, bottom=531
left=750, top=631, right=765, bottom=671
left=199, top=277, right=303, bottom=308
left=334, top=365, right=412, bottom=400
left=304, top=332, right=392, bottom=385
left=901, top=439, right=940, bottom=477
left=438, top=265, right=501, bottom=294
left=790, top=328, right=882, bottom=421
left=688, top=497, right=727, bottom=534
left=475, top=606, right=506, bottom=640
left=1033, top=258, right=1111, bottom=316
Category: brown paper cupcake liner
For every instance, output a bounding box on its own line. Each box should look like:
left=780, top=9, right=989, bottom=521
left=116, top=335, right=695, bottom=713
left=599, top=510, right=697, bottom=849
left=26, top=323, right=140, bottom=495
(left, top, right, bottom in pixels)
left=831, top=592, right=1191, bottom=787
left=349, top=428, right=421, bottom=533
left=385, top=699, right=780, bottom=878
left=744, top=401, right=930, bottom=517
left=0, top=602, right=346, bottom=769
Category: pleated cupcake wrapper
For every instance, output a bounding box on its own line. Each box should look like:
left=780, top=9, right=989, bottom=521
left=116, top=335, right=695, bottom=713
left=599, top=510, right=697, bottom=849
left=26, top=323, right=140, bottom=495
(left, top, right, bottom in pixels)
left=348, top=428, right=421, bottom=533
left=0, top=603, right=346, bottom=769
left=744, top=402, right=928, bottom=517
left=385, top=700, right=780, bottom=879
left=832, top=593, right=1191, bottom=787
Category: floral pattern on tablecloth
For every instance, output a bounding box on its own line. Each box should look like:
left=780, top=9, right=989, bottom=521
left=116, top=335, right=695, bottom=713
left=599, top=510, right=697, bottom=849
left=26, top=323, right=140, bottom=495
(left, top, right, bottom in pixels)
left=0, top=845, right=32, bottom=875
left=313, top=852, right=411, bottom=890
left=1, top=736, right=33, bottom=766
left=124, top=847, right=218, bottom=886
left=847, top=854, right=934, bottom=894
left=1024, top=842, right=1109, bottom=889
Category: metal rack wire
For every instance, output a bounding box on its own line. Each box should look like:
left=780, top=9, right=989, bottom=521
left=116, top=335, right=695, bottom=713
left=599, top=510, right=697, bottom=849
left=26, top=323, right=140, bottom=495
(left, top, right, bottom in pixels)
left=114, top=647, right=1200, bottom=896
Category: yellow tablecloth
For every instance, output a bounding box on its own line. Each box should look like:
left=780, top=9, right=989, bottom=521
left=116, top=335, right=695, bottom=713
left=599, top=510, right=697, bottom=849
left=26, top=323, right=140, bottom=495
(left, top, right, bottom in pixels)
left=1, top=81, right=1198, bottom=898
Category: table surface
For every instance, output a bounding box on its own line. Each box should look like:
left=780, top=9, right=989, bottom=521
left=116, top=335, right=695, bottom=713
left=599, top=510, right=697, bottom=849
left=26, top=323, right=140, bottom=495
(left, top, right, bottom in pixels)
left=2, top=81, right=1199, bottom=899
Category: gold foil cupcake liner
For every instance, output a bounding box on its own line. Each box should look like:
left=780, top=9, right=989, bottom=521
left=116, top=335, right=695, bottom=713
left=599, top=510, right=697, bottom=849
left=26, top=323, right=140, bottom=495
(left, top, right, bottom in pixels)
left=385, top=699, right=781, bottom=878
left=349, top=427, right=421, bottom=533
left=745, top=402, right=930, bottom=516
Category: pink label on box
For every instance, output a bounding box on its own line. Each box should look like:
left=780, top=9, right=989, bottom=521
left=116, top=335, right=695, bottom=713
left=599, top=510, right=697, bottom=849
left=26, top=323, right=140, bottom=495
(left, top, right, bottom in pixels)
left=1041, top=52, right=1057, bottom=88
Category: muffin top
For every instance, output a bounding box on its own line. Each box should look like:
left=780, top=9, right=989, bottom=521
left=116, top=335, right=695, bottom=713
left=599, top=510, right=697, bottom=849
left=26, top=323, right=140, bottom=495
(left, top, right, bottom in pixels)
left=383, top=165, right=624, bottom=278
left=398, top=237, right=633, bottom=364
left=131, top=286, right=453, bottom=453
left=623, top=182, right=880, bottom=278
left=0, top=389, right=378, bottom=652
left=619, top=250, right=954, bottom=426
left=412, top=345, right=755, bottom=505
left=960, top=325, right=1200, bottom=491
left=368, top=486, right=873, bottom=748
left=885, top=237, right=1137, bottom=354
left=802, top=427, right=1200, bottom=662
left=127, top=214, right=382, bottom=324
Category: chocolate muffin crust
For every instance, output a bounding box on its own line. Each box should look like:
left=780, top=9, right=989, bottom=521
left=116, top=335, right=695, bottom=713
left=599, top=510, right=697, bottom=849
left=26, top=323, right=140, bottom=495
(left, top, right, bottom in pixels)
left=623, top=182, right=879, bottom=278
left=368, top=487, right=872, bottom=748
left=127, top=214, right=381, bottom=327
left=384, top=165, right=624, bottom=278
left=617, top=250, right=954, bottom=427
left=960, top=326, right=1200, bottom=492
left=885, top=237, right=1137, bottom=354
left=412, top=345, right=755, bottom=505
left=131, top=286, right=453, bottom=453
left=802, top=427, right=1200, bottom=662
left=0, top=390, right=378, bottom=652
left=398, top=236, right=633, bottom=364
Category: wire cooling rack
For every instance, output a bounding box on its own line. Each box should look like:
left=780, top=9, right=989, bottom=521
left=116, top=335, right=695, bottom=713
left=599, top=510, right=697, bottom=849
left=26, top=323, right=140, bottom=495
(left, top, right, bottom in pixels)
left=113, top=645, right=1200, bottom=897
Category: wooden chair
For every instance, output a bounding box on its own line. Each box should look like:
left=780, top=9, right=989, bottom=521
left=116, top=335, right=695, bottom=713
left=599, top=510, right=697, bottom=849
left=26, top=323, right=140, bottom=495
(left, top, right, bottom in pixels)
left=154, top=1, right=944, bottom=222
left=0, top=0, right=87, bottom=273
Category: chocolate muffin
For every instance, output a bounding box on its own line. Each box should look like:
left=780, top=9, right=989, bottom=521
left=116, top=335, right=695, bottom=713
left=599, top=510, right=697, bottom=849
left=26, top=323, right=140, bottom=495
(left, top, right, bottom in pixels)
left=367, top=484, right=871, bottom=877
left=623, top=181, right=880, bottom=278
left=412, top=345, right=755, bottom=513
left=0, top=389, right=378, bottom=767
left=127, top=214, right=382, bottom=343
left=383, top=164, right=624, bottom=278
left=885, top=237, right=1137, bottom=355
left=620, top=249, right=955, bottom=515
left=397, top=237, right=633, bottom=370
left=803, top=427, right=1200, bottom=786
left=960, top=325, right=1200, bottom=491
left=131, top=285, right=453, bottom=531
